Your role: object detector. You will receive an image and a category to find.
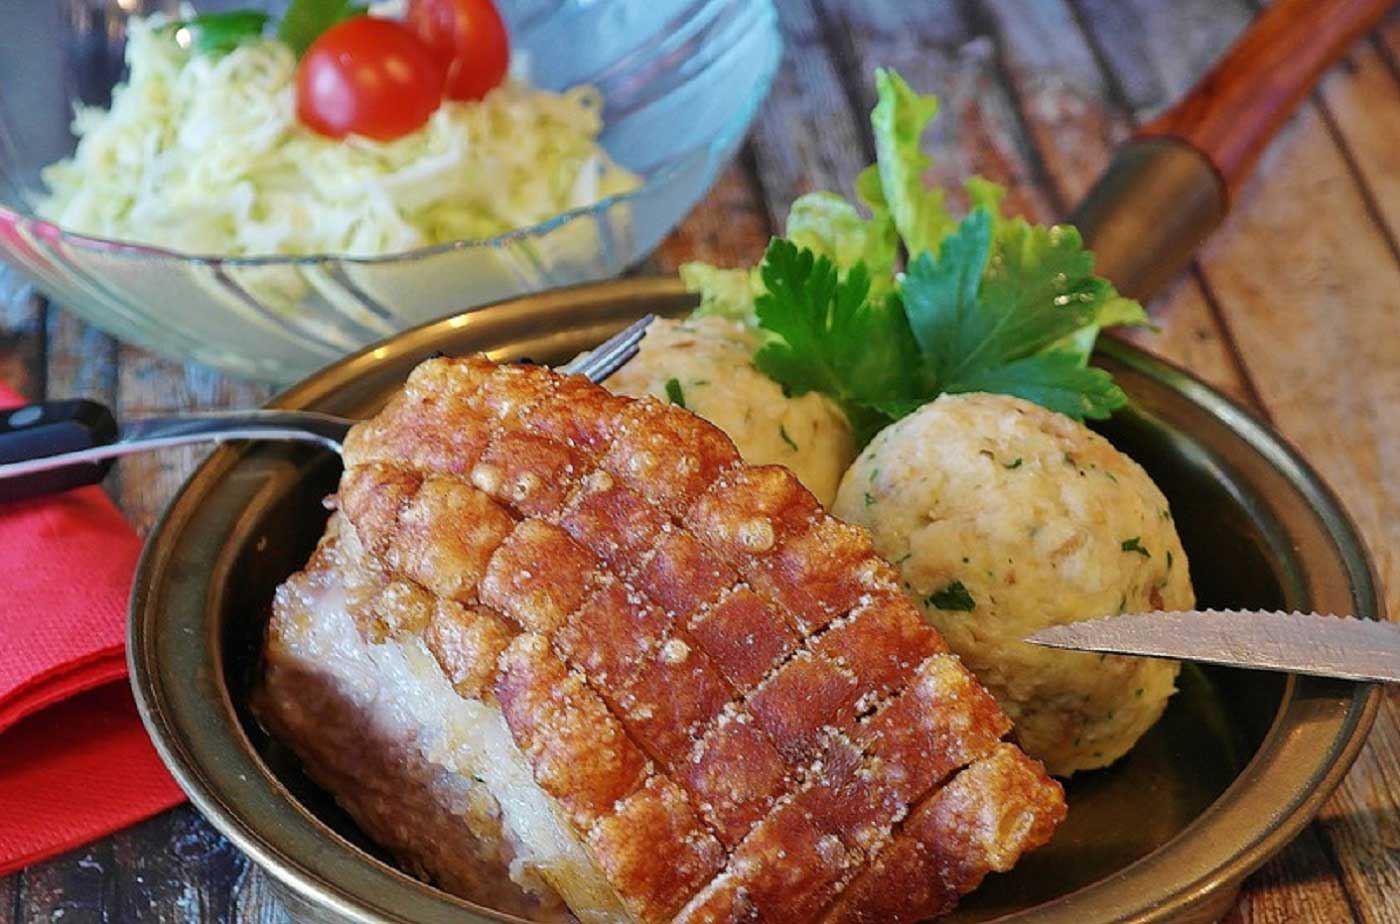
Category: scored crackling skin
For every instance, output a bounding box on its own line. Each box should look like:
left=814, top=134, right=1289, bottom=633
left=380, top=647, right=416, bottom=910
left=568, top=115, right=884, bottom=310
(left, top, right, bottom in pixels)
left=322, top=356, right=1066, bottom=924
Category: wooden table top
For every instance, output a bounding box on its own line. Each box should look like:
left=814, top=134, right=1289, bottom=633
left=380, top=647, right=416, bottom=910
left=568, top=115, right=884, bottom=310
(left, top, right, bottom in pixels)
left=2, top=0, right=1398, bottom=921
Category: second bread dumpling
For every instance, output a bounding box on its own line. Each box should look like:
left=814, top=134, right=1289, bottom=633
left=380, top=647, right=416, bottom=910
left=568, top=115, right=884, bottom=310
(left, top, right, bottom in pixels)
left=833, top=393, right=1194, bottom=777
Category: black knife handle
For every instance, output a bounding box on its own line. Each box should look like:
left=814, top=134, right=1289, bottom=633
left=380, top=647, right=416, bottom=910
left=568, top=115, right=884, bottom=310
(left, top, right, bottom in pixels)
left=0, top=400, right=118, bottom=504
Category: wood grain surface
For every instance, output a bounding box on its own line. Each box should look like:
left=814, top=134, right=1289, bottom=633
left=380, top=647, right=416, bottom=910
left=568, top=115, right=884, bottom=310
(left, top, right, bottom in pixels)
left=2, top=1, right=1398, bottom=922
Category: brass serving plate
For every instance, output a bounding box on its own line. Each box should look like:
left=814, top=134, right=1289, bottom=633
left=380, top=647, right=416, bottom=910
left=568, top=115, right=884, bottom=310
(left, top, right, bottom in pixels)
left=128, top=278, right=1382, bottom=924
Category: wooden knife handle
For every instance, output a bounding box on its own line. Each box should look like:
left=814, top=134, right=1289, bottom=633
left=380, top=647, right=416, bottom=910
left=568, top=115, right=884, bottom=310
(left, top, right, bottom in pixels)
left=1137, top=0, right=1394, bottom=199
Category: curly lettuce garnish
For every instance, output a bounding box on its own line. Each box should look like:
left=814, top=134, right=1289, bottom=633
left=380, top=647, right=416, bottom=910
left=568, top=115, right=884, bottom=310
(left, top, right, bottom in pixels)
left=683, top=67, right=1147, bottom=442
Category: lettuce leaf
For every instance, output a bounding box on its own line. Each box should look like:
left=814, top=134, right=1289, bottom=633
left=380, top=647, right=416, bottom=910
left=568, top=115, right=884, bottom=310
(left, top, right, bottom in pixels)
left=868, top=68, right=956, bottom=261
left=681, top=262, right=761, bottom=325
left=785, top=192, right=896, bottom=295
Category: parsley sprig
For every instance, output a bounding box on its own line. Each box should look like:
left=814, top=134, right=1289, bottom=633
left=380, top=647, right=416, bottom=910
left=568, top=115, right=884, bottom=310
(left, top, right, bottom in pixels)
left=167, top=11, right=270, bottom=55
left=686, top=67, right=1148, bottom=445
left=168, top=0, right=366, bottom=58
left=754, top=243, right=917, bottom=442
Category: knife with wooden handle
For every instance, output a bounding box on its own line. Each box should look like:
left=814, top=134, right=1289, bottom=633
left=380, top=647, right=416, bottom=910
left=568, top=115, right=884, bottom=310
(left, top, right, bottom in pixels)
left=1026, top=610, right=1400, bottom=684
left=1070, top=0, right=1396, bottom=301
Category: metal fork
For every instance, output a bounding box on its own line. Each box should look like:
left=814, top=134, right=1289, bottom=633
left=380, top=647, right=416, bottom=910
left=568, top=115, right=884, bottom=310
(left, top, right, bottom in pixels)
left=0, top=314, right=655, bottom=502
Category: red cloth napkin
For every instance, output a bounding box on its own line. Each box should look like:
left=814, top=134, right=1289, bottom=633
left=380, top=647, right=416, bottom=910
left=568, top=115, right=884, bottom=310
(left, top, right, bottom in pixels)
left=0, top=385, right=184, bottom=876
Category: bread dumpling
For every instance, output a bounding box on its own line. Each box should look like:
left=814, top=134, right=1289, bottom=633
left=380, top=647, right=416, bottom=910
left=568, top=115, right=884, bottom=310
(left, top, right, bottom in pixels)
left=833, top=392, right=1194, bottom=776
left=607, top=316, right=855, bottom=506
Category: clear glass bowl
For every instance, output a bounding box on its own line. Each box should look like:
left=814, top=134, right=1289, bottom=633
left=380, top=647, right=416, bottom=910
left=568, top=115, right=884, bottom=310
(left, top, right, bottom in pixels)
left=0, top=0, right=780, bottom=381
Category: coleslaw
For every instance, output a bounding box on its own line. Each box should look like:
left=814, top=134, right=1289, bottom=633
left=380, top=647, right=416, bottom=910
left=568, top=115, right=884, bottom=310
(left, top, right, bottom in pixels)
left=35, top=13, right=640, bottom=257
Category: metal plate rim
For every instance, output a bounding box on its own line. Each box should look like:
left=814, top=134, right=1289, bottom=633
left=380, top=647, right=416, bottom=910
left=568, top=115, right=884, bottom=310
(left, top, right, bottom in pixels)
left=129, top=276, right=1383, bottom=924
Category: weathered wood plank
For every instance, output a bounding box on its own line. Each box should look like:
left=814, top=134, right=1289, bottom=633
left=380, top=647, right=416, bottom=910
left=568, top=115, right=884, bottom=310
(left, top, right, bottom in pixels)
left=1228, top=826, right=1359, bottom=924
left=746, top=0, right=875, bottom=226
left=0, top=873, right=16, bottom=924
left=14, top=839, right=117, bottom=924
left=967, top=0, right=1125, bottom=211
left=0, top=278, right=43, bottom=401
left=1376, top=6, right=1400, bottom=71
left=1315, top=36, right=1400, bottom=265
left=654, top=152, right=774, bottom=271
left=43, top=309, right=117, bottom=405
left=1066, top=0, right=1253, bottom=120
left=42, top=308, right=120, bottom=498
left=104, top=809, right=248, bottom=923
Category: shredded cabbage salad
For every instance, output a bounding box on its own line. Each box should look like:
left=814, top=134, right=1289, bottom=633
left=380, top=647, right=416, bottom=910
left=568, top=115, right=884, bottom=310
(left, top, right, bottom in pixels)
left=36, top=14, right=640, bottom=257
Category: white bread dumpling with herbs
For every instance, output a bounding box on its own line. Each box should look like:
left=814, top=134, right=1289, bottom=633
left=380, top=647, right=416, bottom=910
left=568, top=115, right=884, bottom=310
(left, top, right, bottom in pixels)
left=606, top=315, right=856, bottom=506
left=832, top=392, right=1194, bottom=776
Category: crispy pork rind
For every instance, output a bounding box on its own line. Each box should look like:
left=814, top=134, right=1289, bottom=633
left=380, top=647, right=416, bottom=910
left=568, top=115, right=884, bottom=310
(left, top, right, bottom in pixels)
left=285, top=355, right=1066, bottom=924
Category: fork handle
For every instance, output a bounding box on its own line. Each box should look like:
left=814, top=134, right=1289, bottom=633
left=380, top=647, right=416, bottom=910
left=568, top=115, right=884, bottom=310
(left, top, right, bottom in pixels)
left=0, top=400, right=117, bottom=504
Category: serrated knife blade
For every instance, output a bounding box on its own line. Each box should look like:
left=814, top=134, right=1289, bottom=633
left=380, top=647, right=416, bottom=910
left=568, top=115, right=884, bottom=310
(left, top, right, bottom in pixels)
left=1025, top=609, right=1400, bottom=683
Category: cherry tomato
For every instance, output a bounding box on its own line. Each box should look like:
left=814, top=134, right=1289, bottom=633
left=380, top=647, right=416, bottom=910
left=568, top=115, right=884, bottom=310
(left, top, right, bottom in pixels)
left=296, top=16, right=445, bottom=141
left=406, top=0, right=510, bottom=102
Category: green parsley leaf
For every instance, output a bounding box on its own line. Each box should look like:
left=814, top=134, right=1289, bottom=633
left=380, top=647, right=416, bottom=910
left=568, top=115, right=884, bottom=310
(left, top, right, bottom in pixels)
left=951, top=352, right=1127, bottom=421
left=897, top=210, right=1131, bottom=420
left=278, top=0, right=367, bottom=57
left=1047, top=290, right=1150, bottom=366
left=173, top=10, right=270, bottom=55
left=1003, top=457, right=1023, bottom=469
left=1121, top=537, right=1151, bottom=558
left=973, top=220, right=1116, bottom=363
left=927, top=580, right=975, bottom=612
left=901, top=208, right=993, bottom=386
left=779, top=424, right=799, bottom=452
left=664, top=378, right=686, bottom=409
left=753, top=239, right=918, bottom=443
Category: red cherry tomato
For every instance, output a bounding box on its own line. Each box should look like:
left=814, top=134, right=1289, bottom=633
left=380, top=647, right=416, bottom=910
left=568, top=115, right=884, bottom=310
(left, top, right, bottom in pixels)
left=406, top=0, right=510, bottom=102
left=296, top=16, right=446, bottom=141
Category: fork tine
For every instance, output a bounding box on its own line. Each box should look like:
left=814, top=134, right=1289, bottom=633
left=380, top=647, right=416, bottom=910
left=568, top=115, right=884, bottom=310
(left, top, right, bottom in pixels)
left=558, top=313, right=655, bottom=383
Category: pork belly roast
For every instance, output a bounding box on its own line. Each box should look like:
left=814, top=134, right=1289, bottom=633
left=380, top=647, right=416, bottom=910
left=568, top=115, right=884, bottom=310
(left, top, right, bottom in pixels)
left=256, top=356, right=1066, bottom=924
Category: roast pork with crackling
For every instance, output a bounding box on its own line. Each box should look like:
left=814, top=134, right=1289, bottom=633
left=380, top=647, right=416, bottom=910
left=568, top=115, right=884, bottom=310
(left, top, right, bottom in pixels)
left=256, top=355, right=1066, bottom=924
